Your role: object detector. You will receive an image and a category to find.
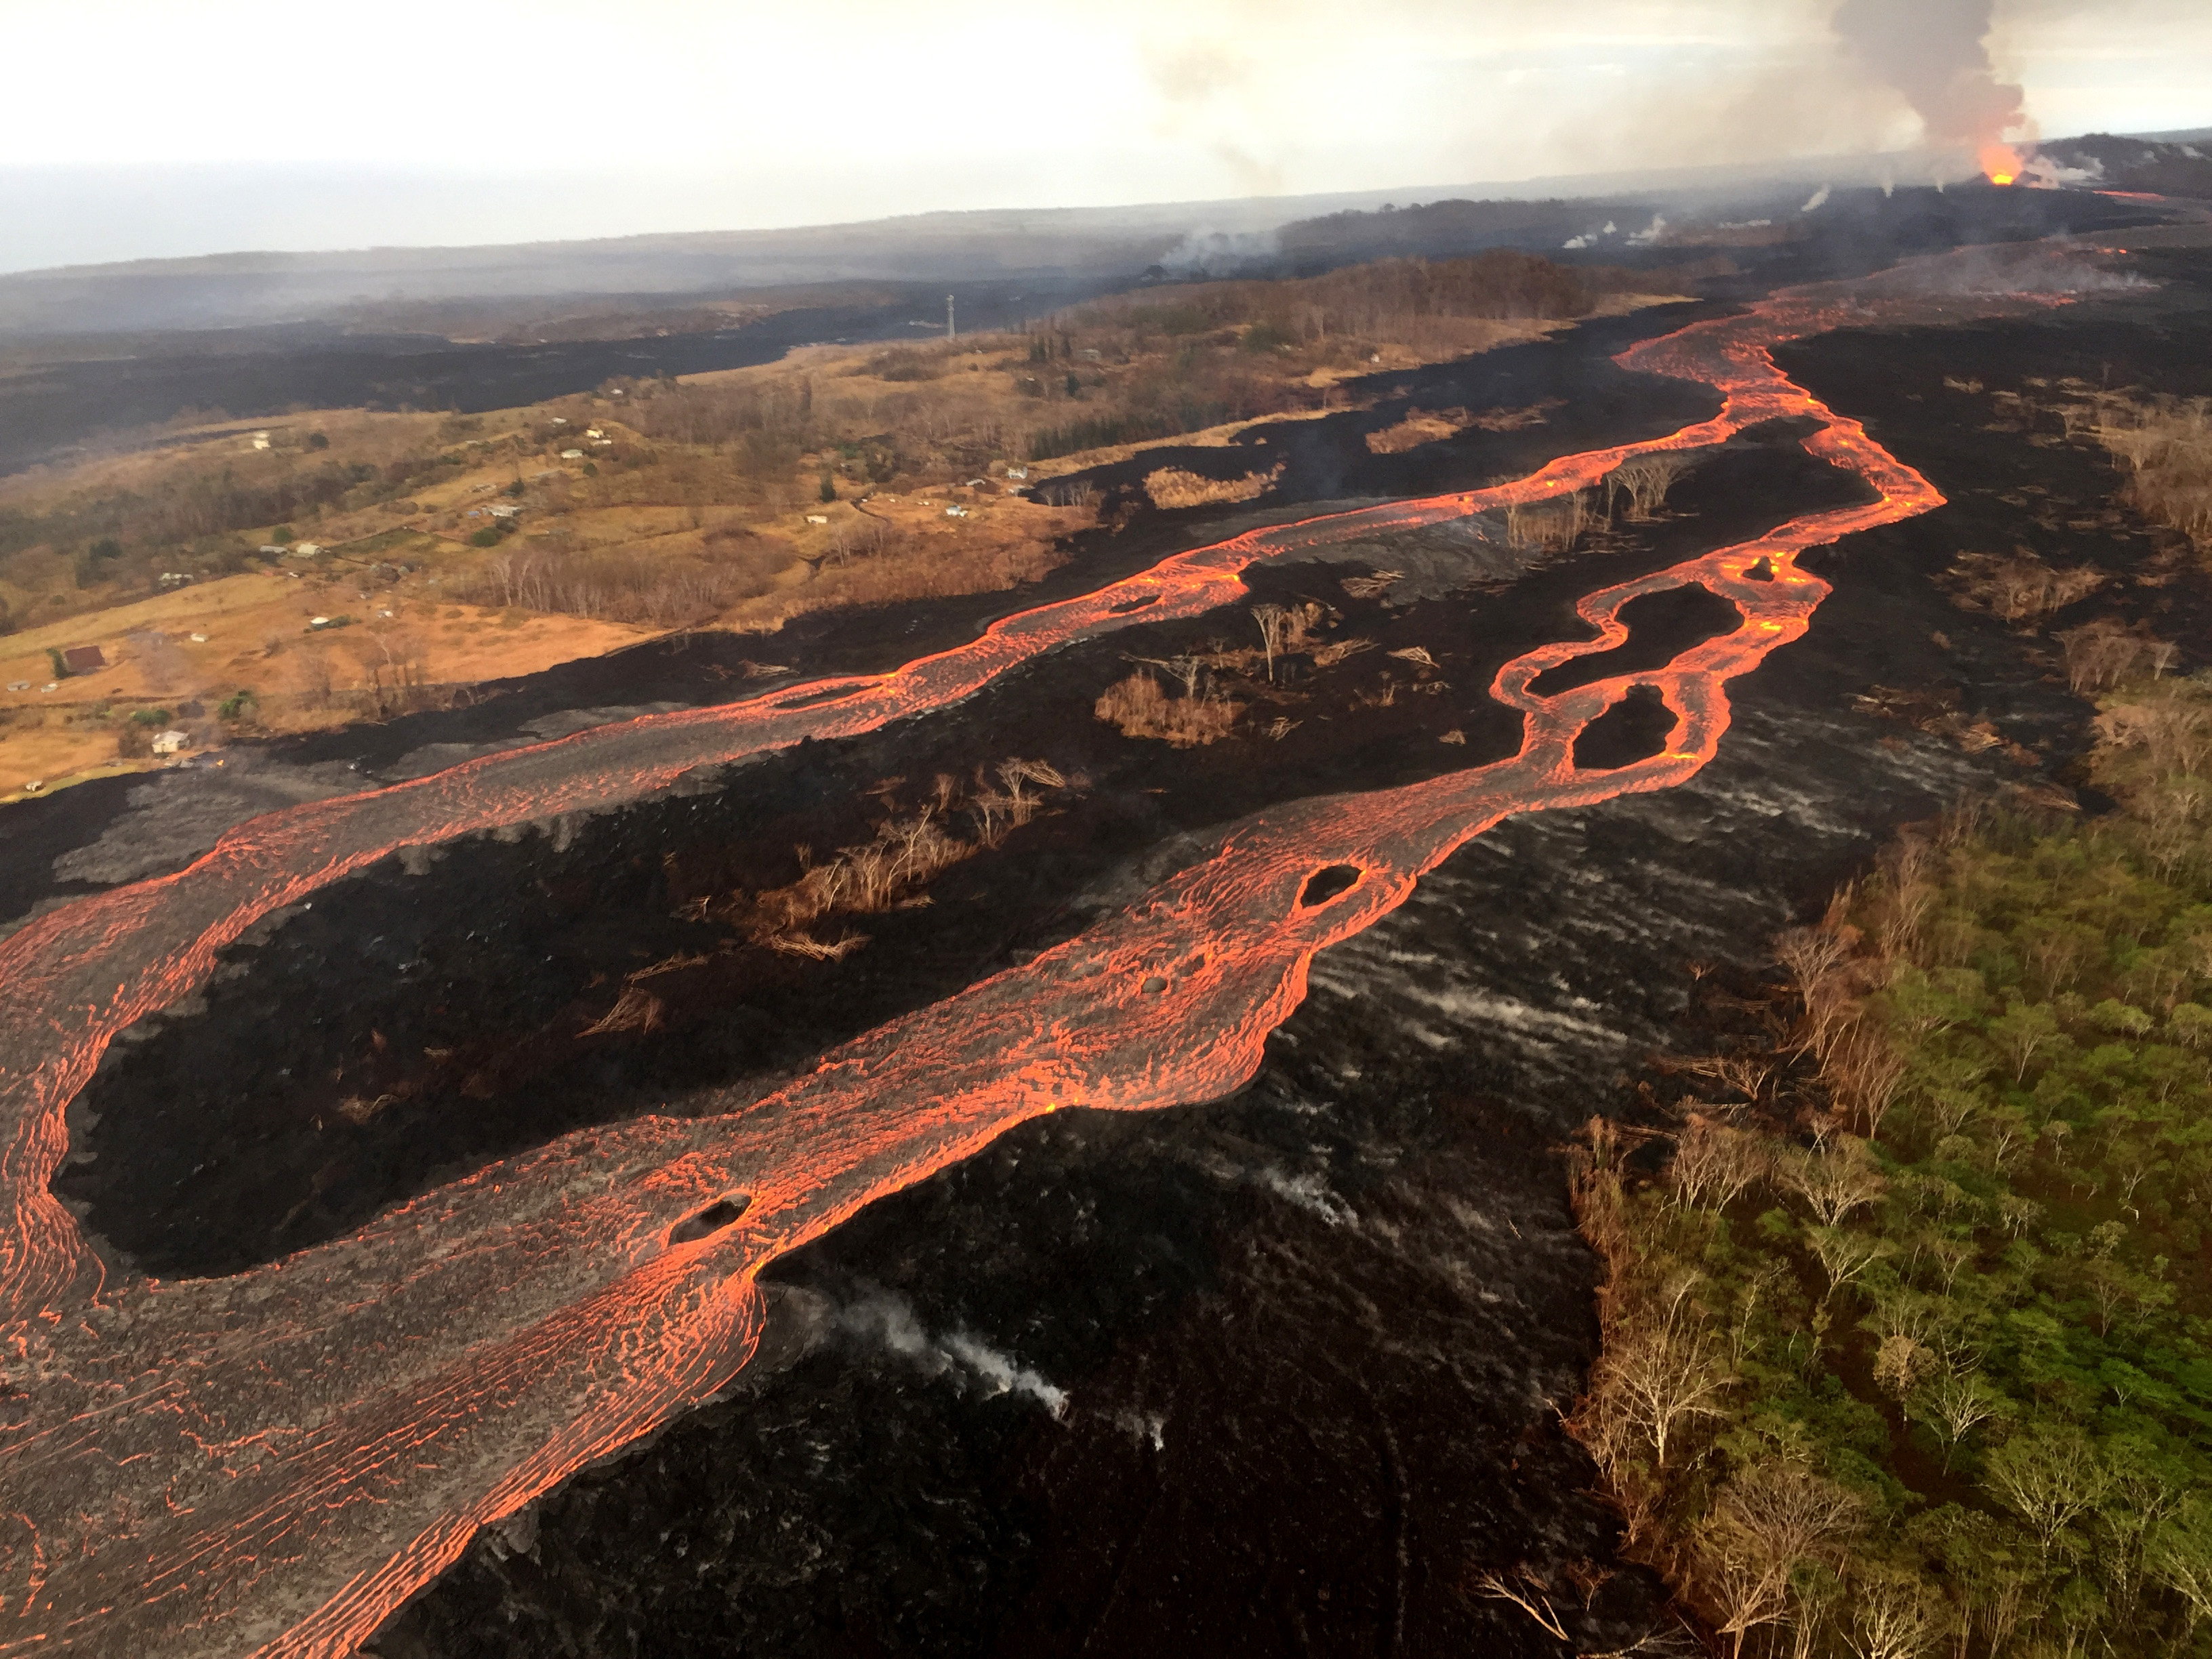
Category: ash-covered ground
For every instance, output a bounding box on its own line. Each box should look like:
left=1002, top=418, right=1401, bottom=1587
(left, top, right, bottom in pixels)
left=20, top=221, right=2212, bottom=1656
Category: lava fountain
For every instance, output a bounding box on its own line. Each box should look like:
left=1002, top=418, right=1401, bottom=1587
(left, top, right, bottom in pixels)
left=0, top=251, right=2081, bottom=1656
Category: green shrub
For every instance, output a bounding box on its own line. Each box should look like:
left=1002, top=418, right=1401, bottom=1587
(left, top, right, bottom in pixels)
left=1571, top=678, right=2212, bottom=1656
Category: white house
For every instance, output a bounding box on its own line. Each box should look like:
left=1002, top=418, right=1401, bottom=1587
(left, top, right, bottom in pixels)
left=151, top=730, right=188, bottom=756
left=560, top=449, right=585, bottom=459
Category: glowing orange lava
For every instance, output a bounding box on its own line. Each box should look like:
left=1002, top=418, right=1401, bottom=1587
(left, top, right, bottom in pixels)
left=0, top=251, right=2078, bottom=1656
left=1981, top=141, right=2022, bottom=186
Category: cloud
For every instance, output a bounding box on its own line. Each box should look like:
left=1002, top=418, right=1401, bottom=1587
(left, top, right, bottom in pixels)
left=1143, top=38, right=1256, bottom=104
left=1140, top=37, right=1286, bottom=195
left=6, top=0, right=2209, bottom=266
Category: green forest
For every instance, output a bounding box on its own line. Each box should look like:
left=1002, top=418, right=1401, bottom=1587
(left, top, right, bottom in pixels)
left=1571, top=673, right=2212, bottom=1657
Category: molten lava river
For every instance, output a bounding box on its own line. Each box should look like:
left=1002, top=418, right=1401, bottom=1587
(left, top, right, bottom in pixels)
left=0, top=257, right=2068, bottom=1654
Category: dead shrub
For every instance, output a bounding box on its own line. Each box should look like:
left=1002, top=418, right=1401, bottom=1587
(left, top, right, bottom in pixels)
left=1366, top=408, right=1472, bottom=455
left=1506, top=490, right=1593, bottom=552
left=1468, top=399, right=1561, bottom=432
left=1035, top=478, right=1099, bottom=510
left=2057, top=618, right=2177, bottom=693
left=1310, top=637, right=1376, bottom=668
left=1143, top=464, right=1280, bottom=508
left=1095, top=671, right=1240, bottom=746
left=1669, top=1116, right=1770, bottom=1211
left=581, top=985, right=666, bottom=1037
left=2096, top=686, right=2212, bottom=778
left=688, top=760, right=1069, bottom=956
left=1340, top=569, right=1404, bottom=600
left=1944, top=548, right=2106, bottom=622
left=1606, top=453, right=1696, bottom=521
left=2093, top=394, right=2212, bottom=546
left=459, top=545, right=766, bottom=628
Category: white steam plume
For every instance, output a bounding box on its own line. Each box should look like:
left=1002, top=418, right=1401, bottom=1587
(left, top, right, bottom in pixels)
left=834, top=1292, right=1069, bottom=1417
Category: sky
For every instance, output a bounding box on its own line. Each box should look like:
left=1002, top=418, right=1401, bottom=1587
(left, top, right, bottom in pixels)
left=1, top=0, right=2207, bottom=272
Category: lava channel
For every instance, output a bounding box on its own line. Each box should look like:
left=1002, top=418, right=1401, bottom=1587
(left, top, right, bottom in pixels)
left=0, top=248, right=2088, bottom=1656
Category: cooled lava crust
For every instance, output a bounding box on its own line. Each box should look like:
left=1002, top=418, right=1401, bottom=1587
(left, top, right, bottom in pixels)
left=1, top=216, right=2205, bottom=1657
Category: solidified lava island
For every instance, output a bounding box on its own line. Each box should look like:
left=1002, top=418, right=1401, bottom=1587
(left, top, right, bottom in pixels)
left=0, top=234, right=2186, bottom=1657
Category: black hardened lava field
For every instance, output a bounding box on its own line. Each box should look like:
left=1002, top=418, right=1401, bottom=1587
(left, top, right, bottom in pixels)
left=6, top=190, right=2211, bottom=1659
left=361, top=247, right=2212, bottom=1658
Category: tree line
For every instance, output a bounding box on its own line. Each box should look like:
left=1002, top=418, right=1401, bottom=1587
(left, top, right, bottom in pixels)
left=1567, top=668, right=2212, bottom=1656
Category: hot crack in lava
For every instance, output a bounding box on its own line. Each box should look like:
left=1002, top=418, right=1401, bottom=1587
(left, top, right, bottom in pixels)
left=0, top=257, right=2059, bottom=1656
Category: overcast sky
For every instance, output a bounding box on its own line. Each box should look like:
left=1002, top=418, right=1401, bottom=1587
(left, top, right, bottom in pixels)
left=2, top=0, right=2207, bottom=272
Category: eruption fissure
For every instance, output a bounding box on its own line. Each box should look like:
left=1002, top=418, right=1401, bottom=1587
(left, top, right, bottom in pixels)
left=0, top=254, right=2067, bottom=1656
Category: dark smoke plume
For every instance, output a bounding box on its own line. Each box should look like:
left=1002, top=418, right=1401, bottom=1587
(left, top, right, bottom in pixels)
left=1832, top=0, right=2024, bottom=149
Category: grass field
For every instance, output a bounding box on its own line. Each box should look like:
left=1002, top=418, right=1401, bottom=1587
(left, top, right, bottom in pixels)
left=0, top=573, right=647, bottom=798
left=0, top=252, right=1675, bottom=798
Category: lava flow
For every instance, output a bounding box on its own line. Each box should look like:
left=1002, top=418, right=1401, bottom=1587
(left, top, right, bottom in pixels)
left=0, top=253, right=2074, bottom=1656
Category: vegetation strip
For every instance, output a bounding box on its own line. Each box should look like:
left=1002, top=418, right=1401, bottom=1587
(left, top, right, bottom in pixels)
left=1566, top=671, right=2212, bottom=1656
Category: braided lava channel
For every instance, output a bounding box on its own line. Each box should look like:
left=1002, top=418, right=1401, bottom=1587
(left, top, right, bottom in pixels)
left=0, top=258, right=2068, bottom=1655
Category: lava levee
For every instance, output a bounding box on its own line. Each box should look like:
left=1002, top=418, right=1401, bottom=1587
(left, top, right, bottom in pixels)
left=0, top=250, right=2075, bottom=1656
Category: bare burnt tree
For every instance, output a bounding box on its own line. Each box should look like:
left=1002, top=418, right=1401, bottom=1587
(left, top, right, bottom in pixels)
left=1251, top=603, right=1289, bottom=682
